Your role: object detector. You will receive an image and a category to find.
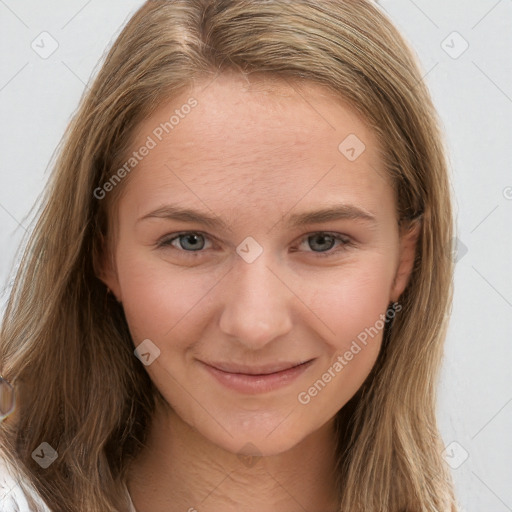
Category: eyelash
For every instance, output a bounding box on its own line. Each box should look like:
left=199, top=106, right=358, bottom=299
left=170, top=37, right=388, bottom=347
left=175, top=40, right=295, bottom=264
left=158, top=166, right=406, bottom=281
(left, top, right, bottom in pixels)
left=156, top=231, right=354, bottom=259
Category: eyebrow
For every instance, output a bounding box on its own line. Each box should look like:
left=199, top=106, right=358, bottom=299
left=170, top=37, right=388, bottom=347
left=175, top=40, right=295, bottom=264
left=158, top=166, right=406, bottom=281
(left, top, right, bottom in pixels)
left=137, top=204, right=377, bottom=229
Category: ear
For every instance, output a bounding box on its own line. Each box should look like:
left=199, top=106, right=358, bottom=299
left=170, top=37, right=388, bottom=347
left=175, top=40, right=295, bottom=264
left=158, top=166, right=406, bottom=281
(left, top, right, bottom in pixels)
left=389, top=217, right=422, bottom=303
left=93, top=233, right=122, bottom=302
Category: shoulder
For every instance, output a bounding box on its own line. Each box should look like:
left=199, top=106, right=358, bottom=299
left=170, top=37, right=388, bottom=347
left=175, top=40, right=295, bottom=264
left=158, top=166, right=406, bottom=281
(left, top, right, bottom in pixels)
left=0, top=457, right=49, bottom=512
left=0, top=457, right=136, bottom=512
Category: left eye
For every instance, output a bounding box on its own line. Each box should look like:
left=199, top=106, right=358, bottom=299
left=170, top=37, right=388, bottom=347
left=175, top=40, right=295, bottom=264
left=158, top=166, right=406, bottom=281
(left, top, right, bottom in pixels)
left=158, top=232, right=212, bottom=252
left=297, top=232, right=351, bottom=256
left=157, top=231, right=351, bottom=257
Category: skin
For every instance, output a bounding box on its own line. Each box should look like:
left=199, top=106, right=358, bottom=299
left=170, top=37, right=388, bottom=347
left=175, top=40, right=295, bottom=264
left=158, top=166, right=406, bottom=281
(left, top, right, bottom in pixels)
left=100, top=72, right=420, bottom=512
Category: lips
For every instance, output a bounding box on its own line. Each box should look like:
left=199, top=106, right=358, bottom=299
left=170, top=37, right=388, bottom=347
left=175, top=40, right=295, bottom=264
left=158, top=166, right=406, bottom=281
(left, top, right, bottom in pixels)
left=199, top=359, right=315, bottom=394
left=202, top=360, right=313, bottom=375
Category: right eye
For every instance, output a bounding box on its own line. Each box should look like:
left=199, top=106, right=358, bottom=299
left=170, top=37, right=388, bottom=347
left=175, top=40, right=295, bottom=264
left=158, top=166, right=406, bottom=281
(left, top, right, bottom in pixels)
left=157, top=232, right=214, bottom=256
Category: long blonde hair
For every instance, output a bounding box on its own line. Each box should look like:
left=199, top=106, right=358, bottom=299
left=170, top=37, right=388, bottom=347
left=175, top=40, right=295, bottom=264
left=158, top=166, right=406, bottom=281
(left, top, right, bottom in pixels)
left=1, top=1, right=457, bottom=510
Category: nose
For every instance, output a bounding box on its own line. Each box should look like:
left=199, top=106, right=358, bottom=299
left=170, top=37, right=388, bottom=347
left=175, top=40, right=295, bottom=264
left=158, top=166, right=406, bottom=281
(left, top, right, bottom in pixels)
left=218, top=250, right=294, bottom=350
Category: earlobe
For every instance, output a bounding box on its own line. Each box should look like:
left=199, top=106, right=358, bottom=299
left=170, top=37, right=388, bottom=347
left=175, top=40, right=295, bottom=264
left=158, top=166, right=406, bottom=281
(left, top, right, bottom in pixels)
left=390, top=217, right=422, bottom=303
left=98, top=264, right=122, bottom=303
left=93, top=235, right=122, bottom=302
left=101, top=275, right=122, bottom=303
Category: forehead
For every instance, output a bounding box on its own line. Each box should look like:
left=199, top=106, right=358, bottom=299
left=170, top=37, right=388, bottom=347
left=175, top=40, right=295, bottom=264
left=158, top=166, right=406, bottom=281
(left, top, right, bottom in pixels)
left=122, top=73, right=392, bottom=220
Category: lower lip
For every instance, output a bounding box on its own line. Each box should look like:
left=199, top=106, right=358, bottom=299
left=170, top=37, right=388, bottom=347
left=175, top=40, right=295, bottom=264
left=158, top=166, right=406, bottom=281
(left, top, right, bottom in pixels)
left=201, top=360, right=315, bottom=394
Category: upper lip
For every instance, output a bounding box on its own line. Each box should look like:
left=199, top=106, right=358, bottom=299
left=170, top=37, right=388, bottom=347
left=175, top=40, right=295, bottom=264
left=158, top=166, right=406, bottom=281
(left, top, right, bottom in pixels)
left=200, top=359, right=314, bottom=375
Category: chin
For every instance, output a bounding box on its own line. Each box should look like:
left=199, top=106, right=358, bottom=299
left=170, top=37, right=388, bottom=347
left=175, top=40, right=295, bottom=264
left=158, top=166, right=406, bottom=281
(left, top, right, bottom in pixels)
left=190, top=410, right=317, bottom=458
left=216, top=430, right=305, bottom=458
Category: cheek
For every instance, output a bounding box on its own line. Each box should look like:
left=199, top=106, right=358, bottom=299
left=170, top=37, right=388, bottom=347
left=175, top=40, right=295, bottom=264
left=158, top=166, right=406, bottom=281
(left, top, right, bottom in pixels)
left=294, top=264, right=394, bottom=416
left=303, top=257, right=396, bottom=351
left=115, top=248, right=223, bottom=346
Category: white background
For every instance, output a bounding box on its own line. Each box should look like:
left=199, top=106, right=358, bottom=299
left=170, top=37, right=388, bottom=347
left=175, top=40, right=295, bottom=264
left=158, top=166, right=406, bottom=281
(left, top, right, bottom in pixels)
left=1, top=1, right=511, bottom=510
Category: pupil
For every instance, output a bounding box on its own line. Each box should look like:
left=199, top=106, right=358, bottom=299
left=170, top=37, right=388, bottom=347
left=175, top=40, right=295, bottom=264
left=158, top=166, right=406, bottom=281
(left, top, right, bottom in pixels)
left=310, top=234, right=334, bottom=252
left=182, top=234, right=203, bottom=251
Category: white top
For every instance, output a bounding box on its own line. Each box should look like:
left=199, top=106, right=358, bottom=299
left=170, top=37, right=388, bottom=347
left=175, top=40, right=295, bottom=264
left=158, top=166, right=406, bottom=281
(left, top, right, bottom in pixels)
left=0, top=457, right=137, bottom=512
left=0, top=458, right=45, bottom=512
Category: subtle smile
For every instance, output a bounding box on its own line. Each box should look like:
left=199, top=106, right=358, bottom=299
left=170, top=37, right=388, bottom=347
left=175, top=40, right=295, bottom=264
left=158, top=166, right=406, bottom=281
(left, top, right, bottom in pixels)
left=199, top=359, right=316, bottom=394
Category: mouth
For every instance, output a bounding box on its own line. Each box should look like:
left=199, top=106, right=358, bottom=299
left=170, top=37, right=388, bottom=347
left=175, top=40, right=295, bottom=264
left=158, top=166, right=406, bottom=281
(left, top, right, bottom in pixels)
left=199, top=359, right=315, bottom=394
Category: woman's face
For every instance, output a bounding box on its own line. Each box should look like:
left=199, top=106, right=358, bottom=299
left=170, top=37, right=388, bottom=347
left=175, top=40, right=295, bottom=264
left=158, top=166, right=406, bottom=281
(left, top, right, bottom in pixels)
left=101, top=73, right=418, bottom=456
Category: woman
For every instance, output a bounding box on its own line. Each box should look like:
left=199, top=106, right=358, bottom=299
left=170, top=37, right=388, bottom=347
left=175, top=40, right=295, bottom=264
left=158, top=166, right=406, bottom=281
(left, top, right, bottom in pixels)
left=0, top=0, right=457, bottom=510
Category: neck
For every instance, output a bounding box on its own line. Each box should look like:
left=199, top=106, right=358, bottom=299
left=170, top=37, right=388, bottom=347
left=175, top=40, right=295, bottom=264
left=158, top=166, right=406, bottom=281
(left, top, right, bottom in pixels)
left=126, top=401, right=340, bottom=512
